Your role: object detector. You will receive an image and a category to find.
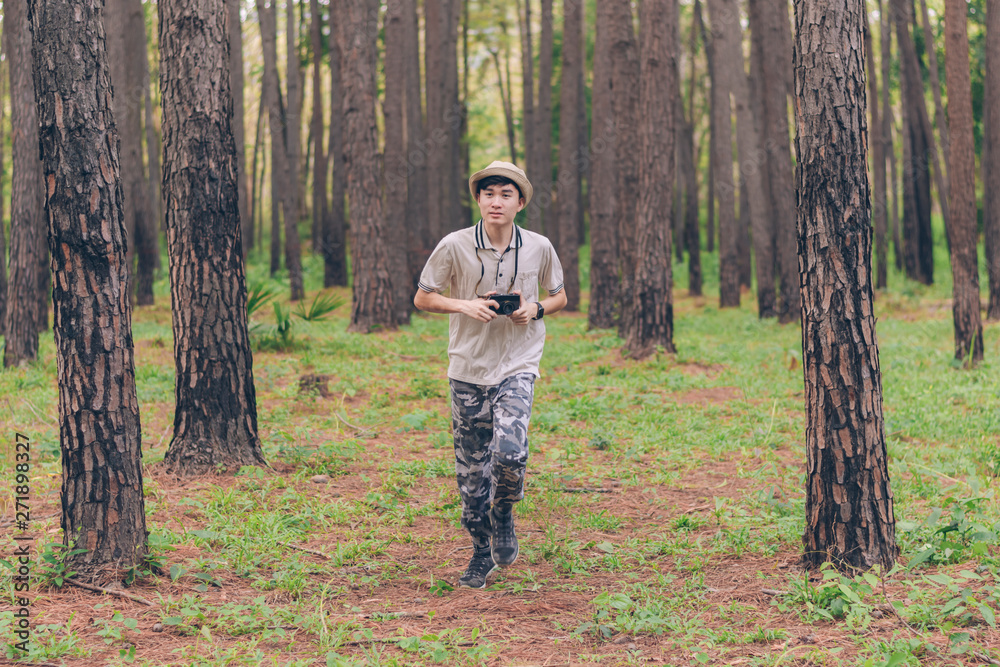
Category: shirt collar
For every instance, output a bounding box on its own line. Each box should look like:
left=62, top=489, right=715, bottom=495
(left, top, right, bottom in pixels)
left=475, top=219, right=523, bottom=250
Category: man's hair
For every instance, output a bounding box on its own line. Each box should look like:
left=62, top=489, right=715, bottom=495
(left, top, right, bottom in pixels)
left=475, top=175, right=523, bottom=200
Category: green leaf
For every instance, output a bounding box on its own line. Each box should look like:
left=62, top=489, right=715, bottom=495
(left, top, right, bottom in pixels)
left=883, top=651, right=908, bottom=667
left=906, top=547, right=935, bottom=569
left=595, top=541, right=616, bottom=553
left=978, top=604, right=996, bottom=628
left=123, top=618, right=138, bottom=630
left=163, top=616, right=184, bottom=625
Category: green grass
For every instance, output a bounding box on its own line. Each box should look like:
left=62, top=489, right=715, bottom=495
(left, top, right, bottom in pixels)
left=2, top=230, right=1000, bottom=665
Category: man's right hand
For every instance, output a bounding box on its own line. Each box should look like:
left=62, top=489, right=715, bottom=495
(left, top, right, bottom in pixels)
left=461, top=292, right=499, bottom=323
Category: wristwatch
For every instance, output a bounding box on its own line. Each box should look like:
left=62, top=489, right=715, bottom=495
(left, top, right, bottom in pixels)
left=532, top=302, right=544, bottom=320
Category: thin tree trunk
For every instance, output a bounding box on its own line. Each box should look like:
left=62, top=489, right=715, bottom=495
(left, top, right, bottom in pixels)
left=794, top=0, right=898, bottom=572
left=694, top=0, right=715, bottom=254
left=918, top=0, right=950, bottom=200
left=737, top=176, right=752, bottom=288
left=895, top=0, right=935, bottom=284
left=229, top=0, right=250, bottom=260
left=530, top=0, right=554, bottom=234
left=625, top=0, right=676, bottom=359
left=250, top=95, right=265, bottom=258
left=30, top=0, right=149, bottom=575
left=865, top=5, right=888, bottom=290
left=715, top=0, right=775, bottom=315
left=611, top=0, right=641, bottom=338
left=141, top=12, right=164, bottom=251
left=588, top=0, right=618, bottom=329
left=309, top=0, right=328, bottom=268
left=518, top=0, right=534, bottom=191
left=404, top=0, right=431, bottom=293
left=339, top=0, right=397, bottom=332
left=0, top=58, right=7, bottom=337
left=682, top=5, right=703, bottom=297
left=749, top=0, right=798, bottom=322
left=384, top=0, right=412, bottom=325
left=326, top=4, right=349, bottom=287
left=258, top=0, right=286, bottom=277
left=706, top=0, right=740, bottom=308
left=426, top=0, right=451, bottom=241
left=285, top=0, right=305, bottom=300
left=943, top=0, right=984, bottom=364
left=491, top=49, right=517, bottom=162
left=160, top=0, right=267, bottom=476
left=450, top=0, right=467, bottom=228
left=4, top=0, right=46, bottom=366
left=879, top=0, right=902, bottom=272
left=986, top=0, right=1000, bottom=320
left=556, top=0, right=582, bottom=312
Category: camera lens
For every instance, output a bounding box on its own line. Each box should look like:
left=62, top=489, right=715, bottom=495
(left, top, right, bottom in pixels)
left=501, top=302, right=515, bottom=315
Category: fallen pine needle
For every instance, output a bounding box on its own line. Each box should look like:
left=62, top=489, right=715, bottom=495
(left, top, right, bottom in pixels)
left=65, top=578, right=155, bottom=606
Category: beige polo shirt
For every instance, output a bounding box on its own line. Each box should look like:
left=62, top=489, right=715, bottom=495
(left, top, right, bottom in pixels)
left=418, top=220, right=565, bottom=386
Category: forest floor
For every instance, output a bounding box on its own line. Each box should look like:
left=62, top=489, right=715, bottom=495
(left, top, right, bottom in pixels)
left=3, top=248, right=1000, bottom=666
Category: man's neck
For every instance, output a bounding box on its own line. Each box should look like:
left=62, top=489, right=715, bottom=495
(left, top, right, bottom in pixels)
left=484, top=220, right=514, bottom=250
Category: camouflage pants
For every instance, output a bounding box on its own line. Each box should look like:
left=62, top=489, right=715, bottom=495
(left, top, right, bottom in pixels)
left=450, top=373, right=535, bottom=550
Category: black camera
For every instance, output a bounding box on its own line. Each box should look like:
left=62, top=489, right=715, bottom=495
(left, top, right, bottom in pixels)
left=488, top=294, right=521, bottom=316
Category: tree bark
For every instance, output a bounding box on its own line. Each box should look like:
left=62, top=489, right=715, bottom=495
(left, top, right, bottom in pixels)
left=29, top=0, right=149, bottom=575
left=250, top=92, right=265, bottom=257
left=556, top=0, right=582, bottom=312
left=681, top=10, right=702, bottom=297
left=159, top=0, right=267, bottom=476
left=0, top=59, right=6, bottom=337
left=918, top=0, right=950, bottom=213
left=694, top=0, right=715, bottom=254
left=894, top=0, right=934, bottom=285
left=326, top=4, right=349, bottom=287
left=491, top=48, right=518, bottom=163
left=943, top=0, right=984, bottom=364
left=4, top=0, right=47, bottom=367
left=748, top=0, right=798, bottom=322
left=404, top=0, right=431, bottom=293
left=794, top=0, right=898, bottom=571
left=285, top=0, right=305, bottom=300
left=879, top=0, right=902, bottom=272
left=229, top=0, right=251, bottom=258
left=865, top=6, right=888, bottom=290
left=588, top=0, right=618, bottom=329
left=108, top=0, right=157, bottom=306
left=610, top=0, right=640, bottom=338
left=714, top=0, right=775, bottom=315
left=624, top=0, right=676, bottom=360
left=258, top=0, right=287, bottom=277
left=425, top=0, right=451, bottom=241
left=518, top=0, right=535, bottom=200
left=706, top=0, right=740, bottom=308
left=338, top=0, right=396, bottom=332
left=986, top=0, right=1000, bottom=320
left=384, top=0, right=412, bottom=325
left=528, top=0, right=554, bottom=234
left=309, top=0, right=328, bottom=266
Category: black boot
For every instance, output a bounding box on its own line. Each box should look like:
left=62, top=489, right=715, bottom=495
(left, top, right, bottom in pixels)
left=490, top=505, right=519, bottom=567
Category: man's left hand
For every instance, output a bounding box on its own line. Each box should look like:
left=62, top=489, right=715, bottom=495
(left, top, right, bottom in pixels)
left=510, top=291, right=537, bottom=326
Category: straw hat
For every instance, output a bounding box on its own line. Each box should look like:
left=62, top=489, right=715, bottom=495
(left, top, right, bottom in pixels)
left=468, top=161, right=533, bottom=207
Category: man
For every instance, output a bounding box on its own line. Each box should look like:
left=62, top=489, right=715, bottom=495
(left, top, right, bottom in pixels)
left=414, top=161, right=567, bottom=589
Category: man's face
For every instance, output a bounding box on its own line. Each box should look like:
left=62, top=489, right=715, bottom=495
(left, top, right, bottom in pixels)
left=476, top=183, right=524, bottom=230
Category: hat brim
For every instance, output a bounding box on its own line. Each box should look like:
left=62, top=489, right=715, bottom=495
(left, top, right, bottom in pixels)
left=468, top=167, right=533, bottom=208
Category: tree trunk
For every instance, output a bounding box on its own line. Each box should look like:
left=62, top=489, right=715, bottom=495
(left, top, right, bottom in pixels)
left=865, top=6, right=888, bottom=290
left=610, top=0, right=640, bottom=338
left=258, top=0, right=287, bottom=277
left=229, top=0, right=251, bottom=258
left=285, top=0, right=305, bottom=301
left=706, top=0, right=740, bottom=308
left=737, top=176, right=752, bottom=288
left=694, top=0, right=715, bottom=254
left=29, top=0, right=149, bottom=576
left=529, top=0, right=554, bottom=234
left=715, top=0, right=775, bottom=315
left=338, top=0, right=397, bottom=332
left=918, top=0, right=950, bottom=207
left=556, top=0, right=582, bottom=312
left=143, top=37, right=164, bottom=243
left=250, top=94, right=265, bottom=258
left=748, top=0, right=798, bottom=322
left=681, top=10, right=702, bottom=297
left=404, top=0, right=431, bottom=293
left=794, top=0, right=898, bottom=572
left=588, top=0, right=618, bottom=329
left=109, top=0, right=157, bottom=307
left=384, top=0, right=412, bottom=325
left=894, top=0, right=935, bottom=285
left=160, top=0, right=267, bottom=476
left=491, top=49, right=517, bottom=162
left=986, top=0, right=1000, bottom=320
left=309, top=0, right=328, bottom=267
left=4, top=0, right=46, bottom=367
left=518, top=0, right=534, bottom=200
left=326, top=4, right=349, bottom=287
left=426, top=0, right=451, bottom=241
left=943, top=0, right=984, bottom=364
left=0, top=59, right=6, bottom=337
left=879, top=0, right=902, bottom=272
left=450, top=1, right=467, bottom=229
left=624, top=0, right=676, bottom=360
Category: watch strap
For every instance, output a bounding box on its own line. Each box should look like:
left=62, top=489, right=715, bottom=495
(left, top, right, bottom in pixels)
left=533, top=302, right=544, bottom=320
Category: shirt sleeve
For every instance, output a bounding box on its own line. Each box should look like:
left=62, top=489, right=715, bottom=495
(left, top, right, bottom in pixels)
left=540, top=238, right=565, bottom=296
left=417, top=236, right=454, bottom=293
